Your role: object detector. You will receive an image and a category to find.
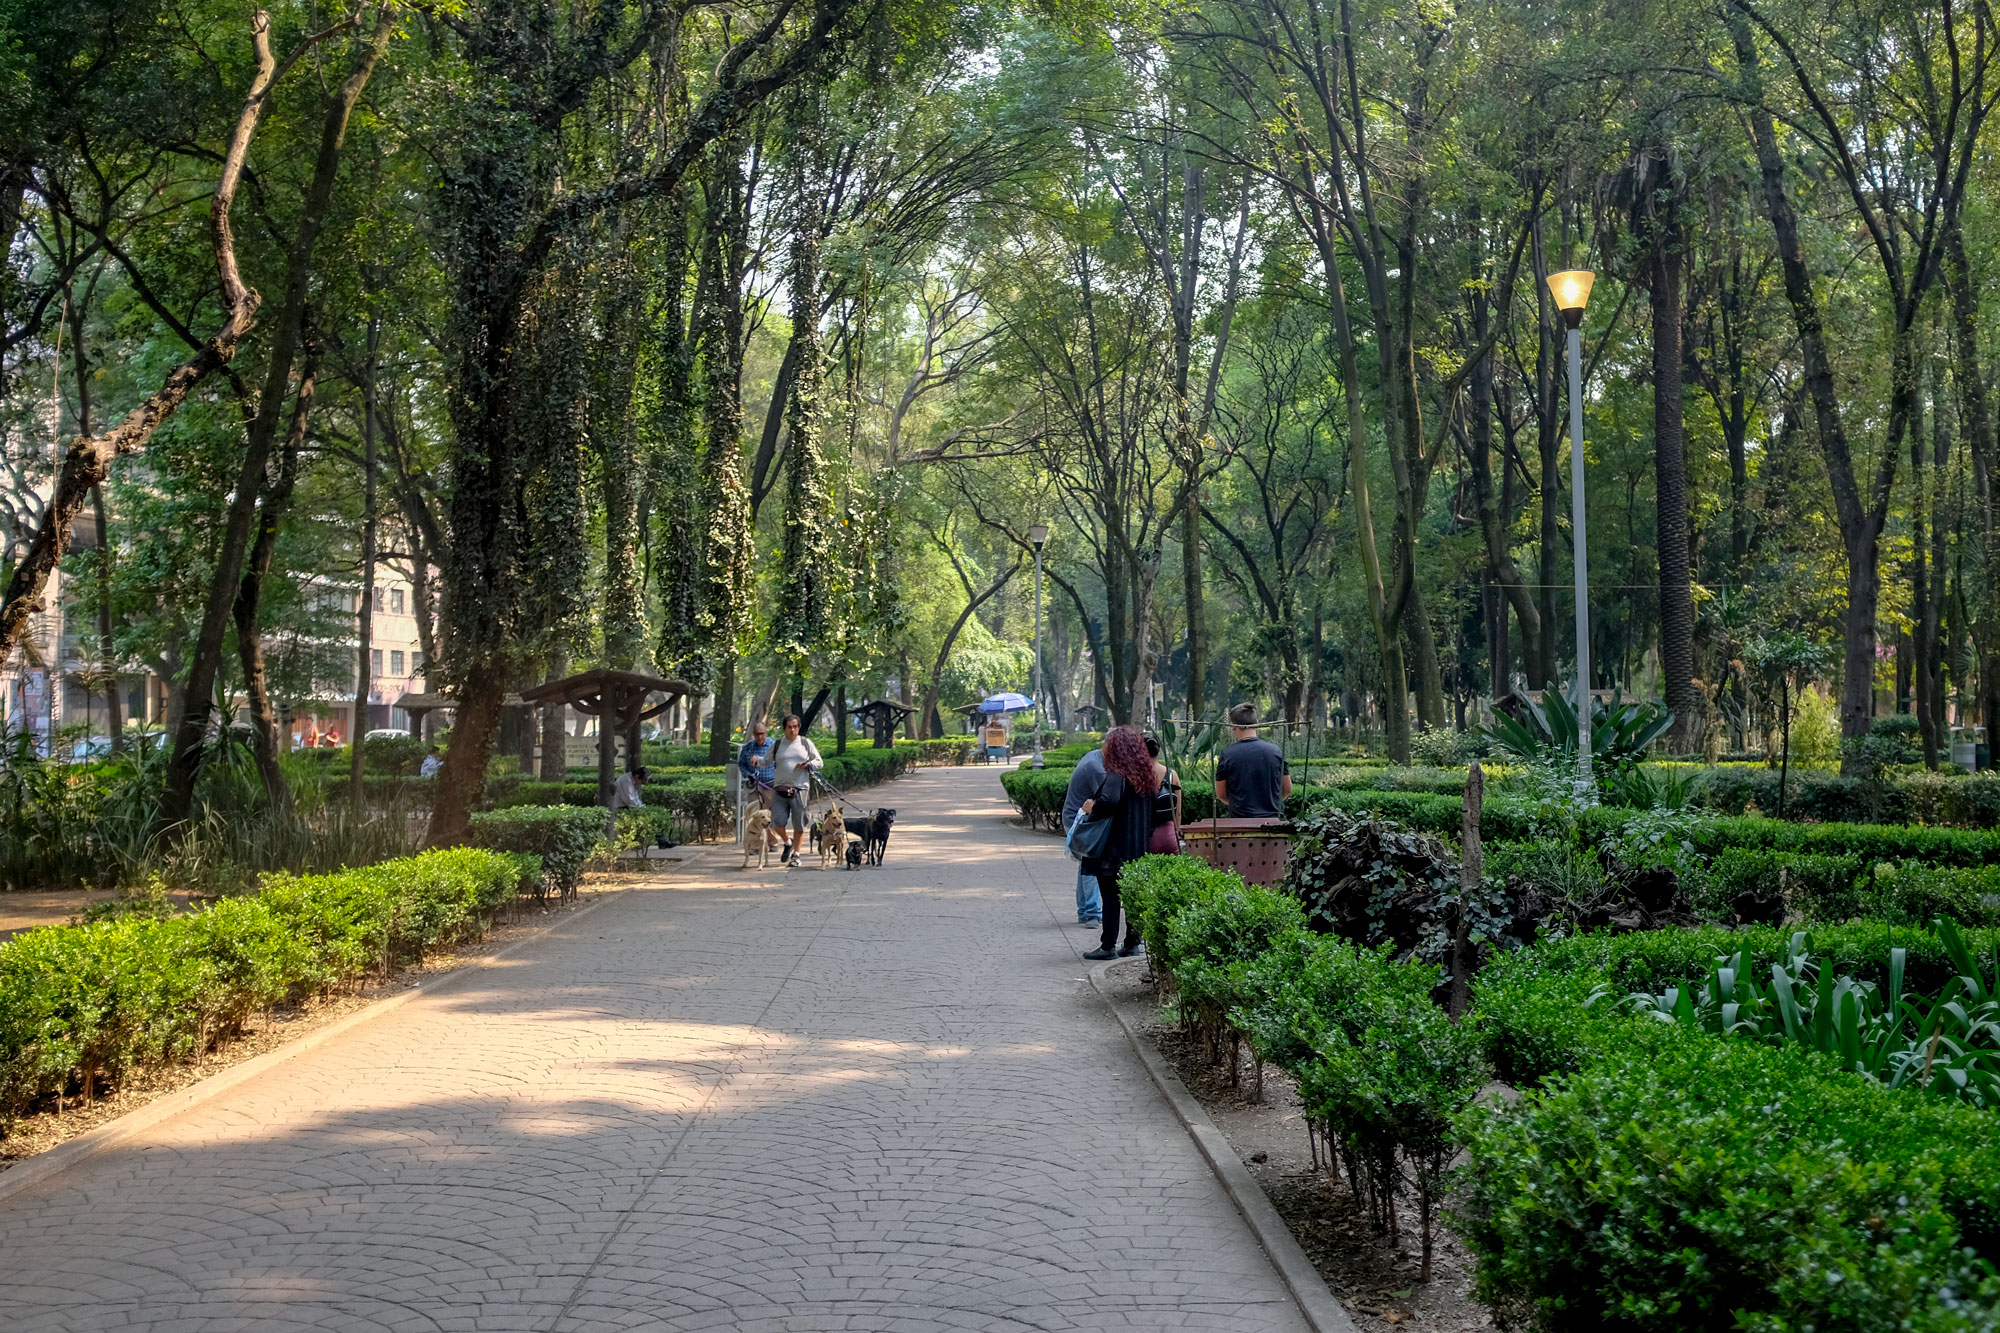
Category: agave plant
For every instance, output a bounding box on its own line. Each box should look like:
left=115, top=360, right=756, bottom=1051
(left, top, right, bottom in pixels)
left=1484, top=684, right=1673, bottom=776
left=1622, top=920, right=2000, bottom=1108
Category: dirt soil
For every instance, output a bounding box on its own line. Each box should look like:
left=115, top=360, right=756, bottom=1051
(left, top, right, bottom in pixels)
left=1100, top=957, right=1494, bottom=1333
left=0, top=866, right=692, bottom=1175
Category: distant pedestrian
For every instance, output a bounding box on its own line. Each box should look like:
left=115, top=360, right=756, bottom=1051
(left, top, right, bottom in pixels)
left=420, top=745, right=443, bottom=778
left=1213, top=702, right=1290, bottom=818
left=1077, top=725, right=1158, bottom=961
left=770, top=714, right=823, bottom=865
left=738, top=721, right=782, bottom=849
left=1144, top=735, right=1182, bottom=853
left=1062, top=745, right=1107, bottom=926
left=613, top=766, right=649, bottom=810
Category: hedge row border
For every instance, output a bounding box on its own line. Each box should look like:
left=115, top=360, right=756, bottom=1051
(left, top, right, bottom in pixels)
left=0, top=887, right=624, bottom=1208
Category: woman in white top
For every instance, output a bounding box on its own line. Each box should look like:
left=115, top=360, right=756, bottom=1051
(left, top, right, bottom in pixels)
left=770, top=714, right=824, bottom=864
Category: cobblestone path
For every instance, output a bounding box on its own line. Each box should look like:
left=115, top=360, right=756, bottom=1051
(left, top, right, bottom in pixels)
left=0, top=764, right=1311, bottom=1332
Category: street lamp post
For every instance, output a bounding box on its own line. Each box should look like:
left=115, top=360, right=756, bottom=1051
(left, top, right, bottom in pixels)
left=1028, top=524, right=1049, bottom=769
left=1548, top=269, right=1596, bottom=794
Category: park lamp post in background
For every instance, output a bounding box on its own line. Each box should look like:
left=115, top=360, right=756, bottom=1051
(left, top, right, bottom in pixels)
left=1028, top=523, right=1049, bottom=769
left=1548, top=268, right=1596, bottom=795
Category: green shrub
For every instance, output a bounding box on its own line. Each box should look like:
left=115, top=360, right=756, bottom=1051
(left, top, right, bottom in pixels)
left=1705, top=847, right=1867, bottom=922
left=488, top=780, right=731, bottom=840
left=0, top=847, right=530, bottom=1129
left=1479, top=921, right=2000, bottom=1055
left=1167, top=882, right=1306, bottom=1033
left=1873, top=863, right=2000, bottom=929
left=908, top=738, right=974, bottom=766
left=361, top=732, right=429, bottom=777
left=1119, top=853, right=1234, bottom=983
left=613, top=806, right=685, bottom=851
left=1455, top=1018, right=2000, bottom=1330
left=999, top=765, right=1074, bottom=830
left=465, top=806, right=610, bottom=899
left=820, top=748, right=914, bottom=790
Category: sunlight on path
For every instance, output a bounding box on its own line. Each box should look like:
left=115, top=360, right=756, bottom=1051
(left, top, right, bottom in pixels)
left=0, top=764, right=1309, bottom=1332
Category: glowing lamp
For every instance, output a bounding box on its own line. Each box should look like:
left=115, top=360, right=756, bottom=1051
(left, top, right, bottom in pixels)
left=1547, top=269, right=1595, bottom=329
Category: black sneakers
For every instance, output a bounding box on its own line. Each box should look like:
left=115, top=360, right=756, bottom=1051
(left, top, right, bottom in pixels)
left=1082, top=947, right=1118, bottom=961
left=1116, top=943, right=1145, bottom=958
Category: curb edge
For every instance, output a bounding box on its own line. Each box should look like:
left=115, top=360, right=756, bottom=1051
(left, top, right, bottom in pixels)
left=1088, top=958, right=1361, bottom=1333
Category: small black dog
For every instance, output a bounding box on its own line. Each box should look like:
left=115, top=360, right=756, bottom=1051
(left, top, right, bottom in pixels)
left=842, top=807, right=897, bottom=866
left=845, top=840, right=864, bottom=869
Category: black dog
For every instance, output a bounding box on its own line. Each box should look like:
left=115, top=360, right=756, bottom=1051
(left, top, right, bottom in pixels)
left=845, top=840, right=864, bottom=870
left=842, top=808, right=897, bottom=866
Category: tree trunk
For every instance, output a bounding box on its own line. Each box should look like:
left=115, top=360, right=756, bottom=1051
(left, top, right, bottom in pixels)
left=68, top=299, right=125, bottom=755
left=539, top=645, right=571, bottom=781
left=1533, top=214, right=1563, bottom=689
left=163, top=9, right=396, bottom=823
left=1733, top=11, right=1896, bottom=765
left=706, top=658, right=737, bottom=764
left=1471, top=284, right=1541, bottom=692
left=351, top=313, right=380, bottom=812
left=1944, top=221, right=2000, bottom=770
left=233, top=364, right=315, bottom=812
left=1647, top=207, right=1701, bottom=749
left=921, top=564, right=1020, bottom=740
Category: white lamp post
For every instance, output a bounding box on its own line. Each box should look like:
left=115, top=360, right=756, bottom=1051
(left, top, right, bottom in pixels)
left=1548, top=268, right=1596, bottom=793
left=1028, top=523, right=1049, bottom=769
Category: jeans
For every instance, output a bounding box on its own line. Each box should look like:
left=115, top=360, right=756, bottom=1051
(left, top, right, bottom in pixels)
left=1076, top=866, right=1102, bottom=922
left=1098, top=862, right=1141, bottom=954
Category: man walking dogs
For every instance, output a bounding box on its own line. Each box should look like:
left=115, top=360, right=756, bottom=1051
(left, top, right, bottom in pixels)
left=770, top=714, right=824, bottom=865
left=1213, top=702, right=1291, bottom=819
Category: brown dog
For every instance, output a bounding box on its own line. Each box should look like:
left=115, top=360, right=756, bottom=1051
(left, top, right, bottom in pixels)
left=741, top=807, right=774, bottom=869
left=818, top=806, right=848, bottom=869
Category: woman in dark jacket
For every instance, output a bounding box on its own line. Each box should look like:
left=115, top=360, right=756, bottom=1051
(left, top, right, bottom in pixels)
left=1078, top=725, right=1161, bottom=960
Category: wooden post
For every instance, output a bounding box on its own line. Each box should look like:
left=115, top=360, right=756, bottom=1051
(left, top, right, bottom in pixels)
left=597, top=688, right=616, bottom=808
left=1450, top=760, right=1484, bottom=1020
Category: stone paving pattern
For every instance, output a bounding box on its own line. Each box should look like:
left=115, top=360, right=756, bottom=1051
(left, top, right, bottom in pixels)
left=0, top=765, right=1310, bottom=1332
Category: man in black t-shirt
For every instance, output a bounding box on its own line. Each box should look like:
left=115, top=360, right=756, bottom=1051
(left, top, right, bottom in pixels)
left=1213, top=702, right=1291, bottom=818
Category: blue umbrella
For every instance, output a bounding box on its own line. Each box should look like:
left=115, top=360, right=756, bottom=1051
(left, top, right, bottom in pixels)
left=979, top=692, right=1034, bottom=713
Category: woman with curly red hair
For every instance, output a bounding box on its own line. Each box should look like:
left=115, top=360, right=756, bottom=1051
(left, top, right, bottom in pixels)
left=1077, top=725, right=1160, bottom=960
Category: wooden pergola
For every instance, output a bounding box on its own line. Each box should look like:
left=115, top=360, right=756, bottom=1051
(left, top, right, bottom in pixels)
left=847, top=698, right=916, bottom=748
left=1071, top=703, right=1109, bottom=730
left=519, top=669, right=694, bottom=805
left=392, top=691, right=534, bottom=744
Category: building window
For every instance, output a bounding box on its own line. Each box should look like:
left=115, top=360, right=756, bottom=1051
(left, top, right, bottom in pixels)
left=390, top=650, right=405, bottom=676
left=412, top=652, right=425, bottom=677
left=371, top=648, right=383, bottom=676
left=372, top=587, right=385, bottom=612
left=390, top=588, right=405, bottom=614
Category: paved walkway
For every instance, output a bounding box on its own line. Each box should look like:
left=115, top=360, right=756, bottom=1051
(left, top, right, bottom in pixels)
left=0, top=765, right=1310, bottom=1332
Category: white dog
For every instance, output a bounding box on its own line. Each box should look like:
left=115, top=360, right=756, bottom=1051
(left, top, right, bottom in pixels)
left=741, top=807, right=774, bottom=869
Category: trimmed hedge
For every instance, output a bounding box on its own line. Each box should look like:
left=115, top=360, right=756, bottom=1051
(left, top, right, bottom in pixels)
left=1457, top=1014, right=2000, bottom=1329
left=466, top=806, right=612, bottom=899
left=0, top=848, right=534, bottom=1129
left=1294, top=788, right=2000, bottom=866
left=1122, top=853, right=1482, bottom=1276
left=1692, top=767, right=2000, bottom=828
left=489, top=780, right=732, bottom=841
left=1121, top=850, right=2000, bottom=1324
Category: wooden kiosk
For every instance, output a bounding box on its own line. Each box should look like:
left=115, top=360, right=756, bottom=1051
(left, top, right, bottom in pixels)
left=519, top=669, right=693, bottom=806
